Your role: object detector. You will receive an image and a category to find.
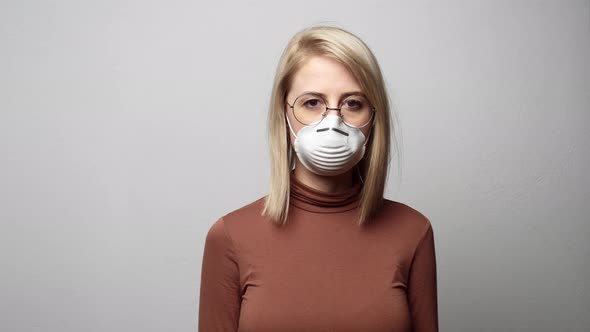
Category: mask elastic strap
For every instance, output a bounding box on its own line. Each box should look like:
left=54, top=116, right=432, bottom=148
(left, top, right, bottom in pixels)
left=288, top=145, right=295, bottom=171
left=357, top=117, right=374, bottom=184
left=285, top=114, right=298, bottom=138
left=356, top=164, right=364, bottom=184
left=285, top=114, right=297, bottom=171
left=362, top=117, right=376, bottom=147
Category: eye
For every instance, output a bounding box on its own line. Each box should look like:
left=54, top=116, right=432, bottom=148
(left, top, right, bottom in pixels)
left=344, top=98, right=364, bottom=109
left=303, top=99, right=322, bottom=108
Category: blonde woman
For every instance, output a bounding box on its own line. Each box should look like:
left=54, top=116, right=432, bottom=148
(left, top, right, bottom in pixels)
left=199, top=25, right=438, bottom=332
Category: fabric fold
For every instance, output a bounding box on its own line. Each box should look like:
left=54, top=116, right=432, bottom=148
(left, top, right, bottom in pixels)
left=288, top=171, right=362, bottom=213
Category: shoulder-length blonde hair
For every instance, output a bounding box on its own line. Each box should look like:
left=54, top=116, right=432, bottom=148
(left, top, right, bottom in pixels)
left=262, top=25, right=399, bottom=227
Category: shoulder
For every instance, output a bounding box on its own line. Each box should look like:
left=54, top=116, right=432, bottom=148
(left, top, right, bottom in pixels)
left=377, top=198, right=434, bottom=239
left=206, top=195, right=269, bottom=243
left=222, top=195, right=268, bottom=225
left=380, top=198, right=431, bottom=223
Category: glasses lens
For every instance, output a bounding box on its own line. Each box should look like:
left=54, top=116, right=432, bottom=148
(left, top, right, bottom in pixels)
left=292, top=93, right=374, bottom=127
left=340, top=95, right=373, bottom=127
left=293, top=93, right=325, bottom=125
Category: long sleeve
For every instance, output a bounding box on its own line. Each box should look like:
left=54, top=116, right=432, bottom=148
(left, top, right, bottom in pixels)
left=198, top=217, right=241, bottom=332
left=407, top=220, right=439, bottom=332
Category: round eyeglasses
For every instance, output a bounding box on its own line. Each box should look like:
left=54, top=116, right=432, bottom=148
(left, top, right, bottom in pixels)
left=285, top=92, right=376, bottom=128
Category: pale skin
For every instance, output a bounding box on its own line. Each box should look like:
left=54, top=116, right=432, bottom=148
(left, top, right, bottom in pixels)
left=285, top=55, right=373, bottom=193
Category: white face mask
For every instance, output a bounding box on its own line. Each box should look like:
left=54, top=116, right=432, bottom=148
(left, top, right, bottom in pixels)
left=286, top=114, right=372, bottom=176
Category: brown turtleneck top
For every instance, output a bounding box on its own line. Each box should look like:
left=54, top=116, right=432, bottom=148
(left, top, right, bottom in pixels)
left=198, top=173, right=438, bottom=331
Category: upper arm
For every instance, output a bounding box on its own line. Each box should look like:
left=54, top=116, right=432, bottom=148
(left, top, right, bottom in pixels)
left=407, top=219, right=439, bottom=332
left=198, top=217, right=241, bottom=332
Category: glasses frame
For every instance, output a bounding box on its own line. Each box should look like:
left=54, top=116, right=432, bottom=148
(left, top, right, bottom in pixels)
left=285, top=92, right=376, bottom=128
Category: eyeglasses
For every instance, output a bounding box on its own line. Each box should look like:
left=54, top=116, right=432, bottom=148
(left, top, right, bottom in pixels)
left=285, top=92, right=376, bottom=128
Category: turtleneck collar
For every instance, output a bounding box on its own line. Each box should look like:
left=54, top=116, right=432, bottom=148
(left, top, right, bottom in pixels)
left=289, top=171, right=363, bottom=213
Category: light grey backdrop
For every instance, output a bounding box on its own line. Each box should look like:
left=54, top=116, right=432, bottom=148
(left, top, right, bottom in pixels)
left=1, top=0, right=588, bottom=331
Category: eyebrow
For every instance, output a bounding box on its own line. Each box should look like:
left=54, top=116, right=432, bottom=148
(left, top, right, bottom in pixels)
left=300, top=91, right=366, bottom=100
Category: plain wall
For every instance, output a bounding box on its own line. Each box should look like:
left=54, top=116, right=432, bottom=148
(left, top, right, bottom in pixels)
left=1, top=0, right=589, bottom=331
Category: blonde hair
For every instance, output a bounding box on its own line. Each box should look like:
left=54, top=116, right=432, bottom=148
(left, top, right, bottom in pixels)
left=261, top=25, right=400, bottom=226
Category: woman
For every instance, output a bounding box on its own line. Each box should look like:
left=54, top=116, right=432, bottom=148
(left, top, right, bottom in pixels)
left=199, top=26, right=438, bottom=332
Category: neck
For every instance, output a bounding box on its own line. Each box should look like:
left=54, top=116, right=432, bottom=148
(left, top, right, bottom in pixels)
left=292, top=159, right=355, bottom=193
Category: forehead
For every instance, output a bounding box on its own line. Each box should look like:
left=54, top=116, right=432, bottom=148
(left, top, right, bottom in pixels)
left=289, top=56, right=362, bottom=97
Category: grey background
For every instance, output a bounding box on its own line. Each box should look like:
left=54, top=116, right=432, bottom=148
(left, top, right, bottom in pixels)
left=1, top=0, right=589, bottom=331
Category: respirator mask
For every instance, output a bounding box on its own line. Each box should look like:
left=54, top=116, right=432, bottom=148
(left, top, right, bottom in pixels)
left=285, top=98, right=375, bottom=177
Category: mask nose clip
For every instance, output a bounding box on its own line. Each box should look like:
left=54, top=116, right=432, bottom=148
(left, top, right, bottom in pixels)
left=318, top=114, right=349, bottom=136
left=314, top=126, right=348, bottom=136
left=331, top=128, right=349, bottom=136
